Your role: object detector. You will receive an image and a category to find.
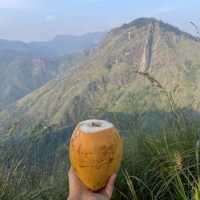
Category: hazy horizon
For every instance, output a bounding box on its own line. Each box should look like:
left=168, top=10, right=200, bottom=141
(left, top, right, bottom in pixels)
left=0, top=0, right=199, bottom=42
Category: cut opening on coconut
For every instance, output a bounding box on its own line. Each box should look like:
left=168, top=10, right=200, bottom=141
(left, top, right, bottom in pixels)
left=79, top=119, right=114, bottom=134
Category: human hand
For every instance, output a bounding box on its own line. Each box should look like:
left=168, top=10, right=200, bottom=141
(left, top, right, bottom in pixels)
left=67, top=167, right=117, bottom=200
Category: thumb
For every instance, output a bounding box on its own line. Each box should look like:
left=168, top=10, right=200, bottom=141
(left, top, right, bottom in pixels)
left=104, top=174, right=117, bottom=198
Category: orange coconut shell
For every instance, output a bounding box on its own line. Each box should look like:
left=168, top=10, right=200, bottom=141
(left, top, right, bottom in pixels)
left=69, top=122, right=123, bottom=191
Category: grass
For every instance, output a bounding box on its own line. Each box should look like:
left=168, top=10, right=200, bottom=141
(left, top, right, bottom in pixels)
left=1, top=121, right=200, bottom=200
left=114, top=125, right=200, bottom=199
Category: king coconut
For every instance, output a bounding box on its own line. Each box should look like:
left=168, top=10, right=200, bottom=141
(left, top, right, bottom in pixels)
left=69, top=119, right=123, bottom=191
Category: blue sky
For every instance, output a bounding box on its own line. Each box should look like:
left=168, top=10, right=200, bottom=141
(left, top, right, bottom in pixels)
left=0, top=0, right=199, bottom=41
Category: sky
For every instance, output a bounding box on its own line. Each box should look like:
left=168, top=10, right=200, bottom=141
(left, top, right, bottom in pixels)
left=0, top=0, right=199, bottom=42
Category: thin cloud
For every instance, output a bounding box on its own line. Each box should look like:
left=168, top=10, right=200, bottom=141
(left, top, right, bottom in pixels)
left=0, top=0, right=33, bottom=10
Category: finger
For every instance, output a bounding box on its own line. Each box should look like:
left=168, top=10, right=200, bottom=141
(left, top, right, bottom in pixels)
left=104, top=174, right=117, bottom=198
left=68, top=167, right=76, bottom=183
left=68, top=167, right=82, bottom=191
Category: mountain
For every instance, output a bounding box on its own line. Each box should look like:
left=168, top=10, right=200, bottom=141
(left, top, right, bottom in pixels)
left=0, top=32, right=104, bottom=108
left=0, top=53, right=86, bottom=109
left=0, top=53, right=55, bottom=107
left=1, top=18, right=200, bottom=133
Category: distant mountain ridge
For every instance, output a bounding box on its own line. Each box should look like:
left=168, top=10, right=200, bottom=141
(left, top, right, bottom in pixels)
left=0, top=32, right=105, bottom=58
left=1, top=17, right=200, bottom=133
left=29, top=32, right=105, bottom=57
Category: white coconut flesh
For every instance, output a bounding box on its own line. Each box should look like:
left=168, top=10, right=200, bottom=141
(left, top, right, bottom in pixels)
left=79, top=119, right=114, bottom=134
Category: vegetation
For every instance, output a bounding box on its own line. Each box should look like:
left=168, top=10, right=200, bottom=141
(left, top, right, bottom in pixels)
left=117, top=126, right=200, bottom=199
left=1, top=116, right=200, bottom=200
